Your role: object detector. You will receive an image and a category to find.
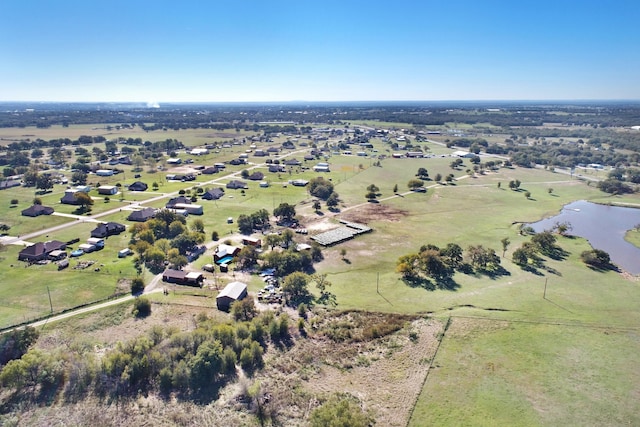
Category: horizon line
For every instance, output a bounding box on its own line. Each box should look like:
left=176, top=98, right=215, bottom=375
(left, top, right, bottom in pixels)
left=2, top=99, right=640, bottom=105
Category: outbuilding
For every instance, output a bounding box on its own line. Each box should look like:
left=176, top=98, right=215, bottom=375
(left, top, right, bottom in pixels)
left=216, top=281, right=248, bottom=311
left=98, top=185, right=118, bottom=195
left=173, top=203, right=203, bottom=215
left=242, top=236, right=262, bottom=247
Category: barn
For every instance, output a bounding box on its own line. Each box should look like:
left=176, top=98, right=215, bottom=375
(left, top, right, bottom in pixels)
left=216, top=281, right=248, bottom=311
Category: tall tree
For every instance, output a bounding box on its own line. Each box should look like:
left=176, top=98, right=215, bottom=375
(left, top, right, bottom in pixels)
left=74, top=192, right=94, bottom=210
left=274, top=203, right=296, bottom=222
left=35, top=174, right=53, bottom=192
left=282, top=272, right=312, bottom=306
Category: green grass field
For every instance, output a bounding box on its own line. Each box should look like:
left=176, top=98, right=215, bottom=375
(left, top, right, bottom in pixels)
left=409, top=317, right=640, bottom=426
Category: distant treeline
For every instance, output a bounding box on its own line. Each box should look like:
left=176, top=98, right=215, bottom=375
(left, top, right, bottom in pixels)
left=2, top=103, right=640, bottom=129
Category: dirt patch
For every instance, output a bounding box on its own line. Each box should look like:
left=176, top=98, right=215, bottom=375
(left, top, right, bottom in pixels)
left=202, top=133, right=241, bottom=139
left=341, top=203, right=409, bottom=224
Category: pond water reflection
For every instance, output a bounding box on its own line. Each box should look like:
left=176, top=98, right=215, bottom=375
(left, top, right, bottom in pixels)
left=529, top=200, right=640, bottom=275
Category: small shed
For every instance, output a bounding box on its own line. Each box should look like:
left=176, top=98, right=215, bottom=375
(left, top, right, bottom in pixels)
left=242, top=236, right=262, bottom=247
left=216, top=281, right=248, bottom=311
left=49, top=249, right=67, bottom=260
left=98, top=185, right=118, bottom=195
left=57, top=258, right=69, bottom=270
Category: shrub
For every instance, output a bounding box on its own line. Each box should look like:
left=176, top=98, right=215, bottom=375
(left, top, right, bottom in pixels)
left=310, top=393, right=374, bottom=427
left=133, top=297, right=151, bottom=317
left=581, top=249, right=612, bottom=269
left=131, top=277, right=145, bottom=295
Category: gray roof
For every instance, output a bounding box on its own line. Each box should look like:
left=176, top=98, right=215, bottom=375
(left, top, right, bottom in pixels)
left=217, top=281, right=247, bottom=300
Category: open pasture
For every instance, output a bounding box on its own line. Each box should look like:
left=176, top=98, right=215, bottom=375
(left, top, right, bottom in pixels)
left=409, top=317, right=640, bottom=426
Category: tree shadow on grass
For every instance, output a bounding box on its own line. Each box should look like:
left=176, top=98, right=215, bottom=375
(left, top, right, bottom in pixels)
left=477, top=265, right=511, bottom=280
left=402, top=276, right=459, bottom=291
left=543, top=246, right=570, bottom=261
left=543, top=265, right=562, bottom=276
left=519, top=264, right=544, bottom=276
left=585, top=262, right=620, bottom=273
left=457, top=264, right=510, bottom=280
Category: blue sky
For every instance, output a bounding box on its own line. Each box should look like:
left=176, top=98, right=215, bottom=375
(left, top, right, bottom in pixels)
left=1, top=0, right=639, bottom=102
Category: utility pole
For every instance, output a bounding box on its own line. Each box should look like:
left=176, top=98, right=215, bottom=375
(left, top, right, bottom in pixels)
left=377, top=272, right=380, bottom=294
left=47, top=286, right=53, bottom=313
left=543, top=278, right=548, bottom=299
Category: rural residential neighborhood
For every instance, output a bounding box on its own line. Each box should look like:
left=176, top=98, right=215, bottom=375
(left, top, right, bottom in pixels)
left=1, top=0, right=640, bottom=425
left=1, top=102, right=639, bottom=426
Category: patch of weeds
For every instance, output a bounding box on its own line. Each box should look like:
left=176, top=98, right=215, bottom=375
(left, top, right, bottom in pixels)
left=419, top=357, right=431, bottom=365
left=355, top=355, right=371, bottom=367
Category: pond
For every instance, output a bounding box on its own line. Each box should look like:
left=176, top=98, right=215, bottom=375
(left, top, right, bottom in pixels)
left=529, top=200, right=640, bottom=275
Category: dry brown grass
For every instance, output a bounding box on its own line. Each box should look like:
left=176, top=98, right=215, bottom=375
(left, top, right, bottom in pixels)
left=246, top=310, right=444, bottom=426
left=10, top=306, right=443, bottom=426
left=341, top=203, right=410, bottom=224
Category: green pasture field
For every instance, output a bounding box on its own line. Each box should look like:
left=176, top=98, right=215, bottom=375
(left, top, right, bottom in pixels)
left=409, top=317, right=640, bottom=426
left=0, top=124, right=261, bottom=148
